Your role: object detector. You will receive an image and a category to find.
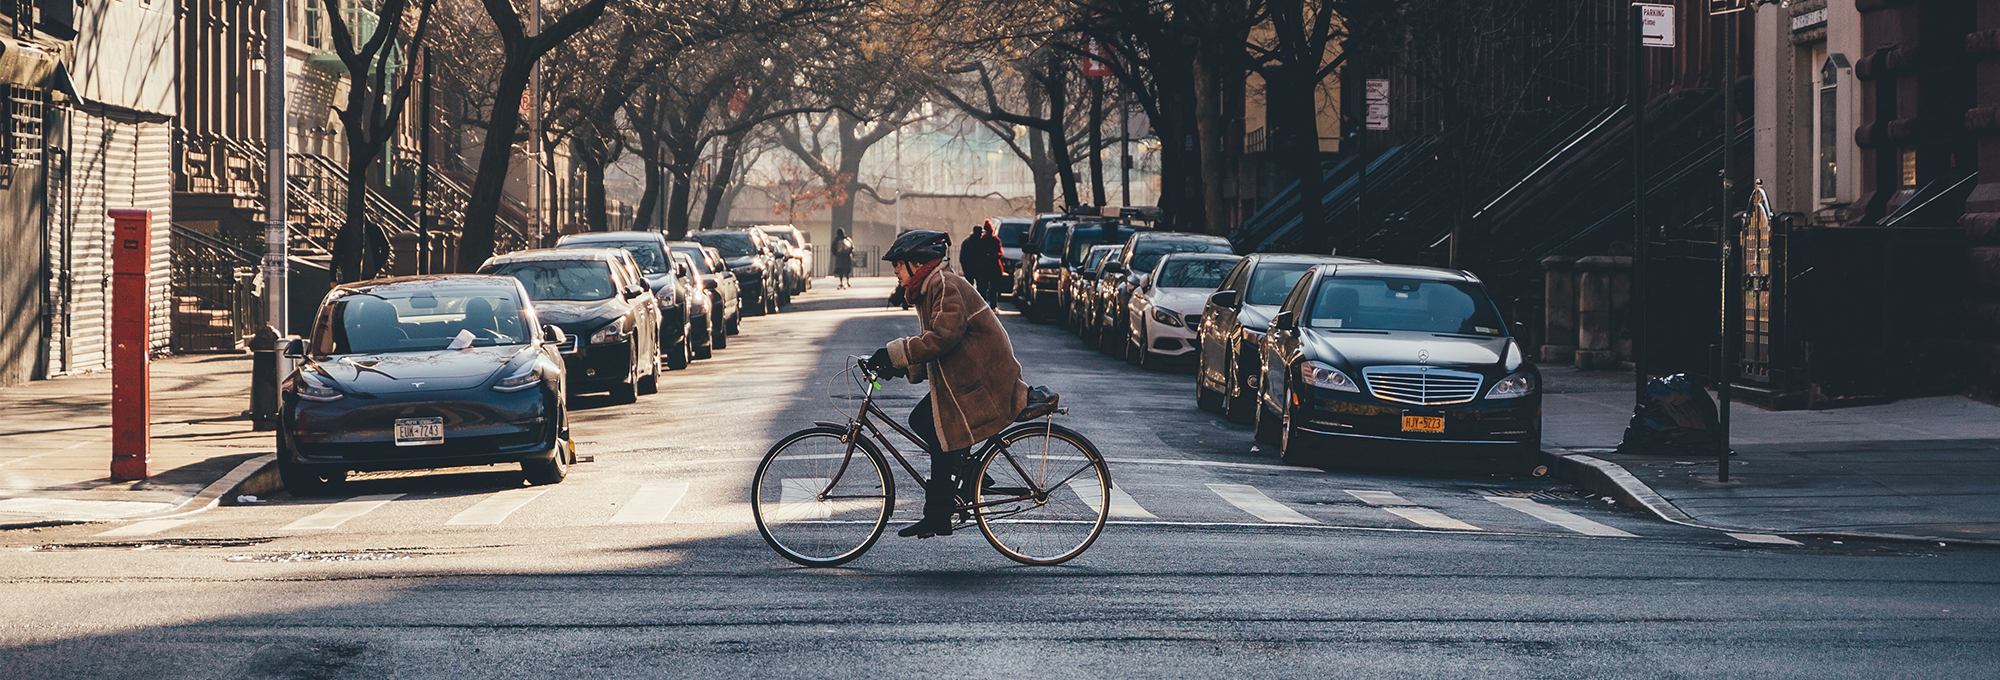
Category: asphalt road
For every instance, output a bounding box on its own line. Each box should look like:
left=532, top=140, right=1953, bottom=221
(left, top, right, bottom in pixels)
left=4, top=279, right=1997, bottom=678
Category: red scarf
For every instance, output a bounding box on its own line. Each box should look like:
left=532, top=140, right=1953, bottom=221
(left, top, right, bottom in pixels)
left=893, top=259, right=946, bottom=307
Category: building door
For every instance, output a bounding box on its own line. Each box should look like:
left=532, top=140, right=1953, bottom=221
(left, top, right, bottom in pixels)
left=1812, top=46, right=1838, bottom=205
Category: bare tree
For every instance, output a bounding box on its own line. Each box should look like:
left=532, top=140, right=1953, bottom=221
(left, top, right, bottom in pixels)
left=324, top=0, right=438, bottom=282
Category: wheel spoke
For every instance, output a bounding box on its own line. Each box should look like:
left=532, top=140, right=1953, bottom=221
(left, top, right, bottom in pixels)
left=754, top=429, right=891, bottom=567
left=976, top=427, right=1109, bottom=565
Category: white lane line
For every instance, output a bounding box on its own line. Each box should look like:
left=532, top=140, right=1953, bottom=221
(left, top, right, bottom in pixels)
left=1208, top=484, right=1319, bottom=524
left=1344, top=490, right=1416, bottom=506
left=93, top=519, right=195, bottom=538
left=1486, top=497, right=1637, bottom=537
left=1728, top=532, right=1803, bottom=546
left=445, top=487, right=549, bottom=526
left=1384, top=507, right=1483, bottom=531
left=281, top=494, right=404, bottom=531
left=609, top=482, right=690, bottom=524
left=1070, top=482, right=1158, bottom=519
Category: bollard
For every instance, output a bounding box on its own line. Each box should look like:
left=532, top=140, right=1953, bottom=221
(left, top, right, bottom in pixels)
left=109, top=209, right=152, bottom=481
left=248, top=325, right=280, bottom=431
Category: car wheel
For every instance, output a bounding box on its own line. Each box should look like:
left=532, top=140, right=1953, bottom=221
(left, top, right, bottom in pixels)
left=1224, top=348, right=1257, bottom=425
left=666, top=331, right=691, bottom=370
left=1081, top=315, right=1102, bottom=349
left=523, top=436, right=570, bottom=486
left=1196, top=380, right=1224, bottom=413
left=1106, top=321, right=1128, bottom=360
left=611, top=374, right=639, bottom=403
left=1277, top=405, right=1317, bottom=467
left=1254, top=398, right=1284, bottom=447
left=693, top=318, right=714, bottom=359
left=711, top=311, right=729, bottom=349
left=1125, top=326, right=1145, bottom=366
left=277, top=443, right=345, bottom=496
left=728, top=311, right=742, bottom=334
left=638, top=353, right=660, bottom=395
left=766, top=290, right=780, bottom=315
left=1137, top=331, right=1160, bottom=371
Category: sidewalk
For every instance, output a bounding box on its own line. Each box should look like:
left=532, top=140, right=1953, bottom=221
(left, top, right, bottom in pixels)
left=0, top=355, right=271, bottom=528
left=1541, top=366, right=2000, bottom=543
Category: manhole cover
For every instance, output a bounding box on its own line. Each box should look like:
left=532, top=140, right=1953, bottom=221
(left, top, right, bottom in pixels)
left=226, top=551, right=418, bottom=563
left=1483, top=488, right=1585, bottom=502
left=28, top=537, right=272, bottom=551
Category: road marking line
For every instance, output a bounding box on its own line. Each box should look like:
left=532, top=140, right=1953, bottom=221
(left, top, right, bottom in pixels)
left=1728, top=532, right=1802, bottom=546
left=609, top=482, right=689, bottom=524
left=1344, top=490, right=1416, bottom=506
left=281, top=494, right=404, bottom=531
left=1208, top=483, right=1319, bottom=524
left=1486, top=496, right=1637, bottom=537
left=93, top=519, right=195, bottom=538
left=1383, top=507, right=1483, bottom=531
left=1070, top=482, right=1158, bottom=519
left=445, top=487, right=549, bottom=526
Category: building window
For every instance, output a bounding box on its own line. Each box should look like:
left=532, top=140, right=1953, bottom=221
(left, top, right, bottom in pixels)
left=2, top=86, right=44, bottom=169
left=1815, top=51, right=1838, bottom=202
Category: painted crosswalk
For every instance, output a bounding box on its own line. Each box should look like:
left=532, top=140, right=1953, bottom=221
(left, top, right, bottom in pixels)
left=64, top=477, right=1813, bottom=547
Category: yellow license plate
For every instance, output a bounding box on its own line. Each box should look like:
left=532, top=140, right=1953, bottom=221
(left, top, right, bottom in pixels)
left=1401, top=415, right=1445, bottom=433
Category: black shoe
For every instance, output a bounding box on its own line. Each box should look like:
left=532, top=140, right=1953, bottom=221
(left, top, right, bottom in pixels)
left=897, top=514, right=955, bottom=538
left=899, top=467, right=960, bottom=538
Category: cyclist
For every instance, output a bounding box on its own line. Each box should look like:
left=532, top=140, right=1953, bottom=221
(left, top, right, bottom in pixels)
left=866, top=230, right=1030, bottom=538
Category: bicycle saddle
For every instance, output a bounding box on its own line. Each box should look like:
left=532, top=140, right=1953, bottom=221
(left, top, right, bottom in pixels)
left=1016, top=386, right=1060, bottom=421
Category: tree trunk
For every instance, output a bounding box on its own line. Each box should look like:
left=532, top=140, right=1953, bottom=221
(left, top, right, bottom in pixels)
left=1193, top=46, right=1229, bottom=237
left=696, top=130, right=748, bottom=232
left=664, top=162, right=695, bottom=239
left=1089, top=77, right=1106, bottom=207
left=1266, top=64, right=1327, bottom=253
left=1152, top=55, right=1203, bottom=233
left=580, top=141, right=608, bottom=232
left=829, top=146, right=865, bottom=238
left=457, top=52, right=533, bottom=272
left=1045, top=63, right=1080, bottom=209
left=634, top=156, right=663, bottom=231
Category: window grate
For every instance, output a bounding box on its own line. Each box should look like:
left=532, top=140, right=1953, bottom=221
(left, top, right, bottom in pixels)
left=3, top=86, right=43, bottom=169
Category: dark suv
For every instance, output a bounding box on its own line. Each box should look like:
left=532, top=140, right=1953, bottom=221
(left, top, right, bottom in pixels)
left=690, top=228, right=783, bottom=316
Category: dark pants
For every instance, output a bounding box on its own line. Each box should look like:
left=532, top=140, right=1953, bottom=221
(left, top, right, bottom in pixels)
left=909, top=395, right=970, bottom=477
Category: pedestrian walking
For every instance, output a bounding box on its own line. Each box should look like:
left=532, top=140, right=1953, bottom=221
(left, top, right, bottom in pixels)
left=832, top=228, right=855, bottom=289
left=959, top=225, right=1004, bottom=305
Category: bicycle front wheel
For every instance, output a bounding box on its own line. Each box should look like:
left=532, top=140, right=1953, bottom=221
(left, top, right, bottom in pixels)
left=974, top=422, right=1110, bottom=565
left=753, top=426, right=893, bottom=567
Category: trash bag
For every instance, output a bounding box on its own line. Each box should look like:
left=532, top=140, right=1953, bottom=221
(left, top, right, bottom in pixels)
left=1617, top=374, right=1721, bottom=455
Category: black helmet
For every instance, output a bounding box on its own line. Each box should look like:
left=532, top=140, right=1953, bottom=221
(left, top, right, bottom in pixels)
left=882, top=230, right=950, bottom=263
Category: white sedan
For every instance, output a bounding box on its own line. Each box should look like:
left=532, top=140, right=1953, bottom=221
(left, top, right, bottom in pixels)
left=1123, top=252, right=1243, bottom=370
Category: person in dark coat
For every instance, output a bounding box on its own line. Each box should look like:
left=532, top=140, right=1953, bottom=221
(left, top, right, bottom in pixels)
left=831, top=228, right=855, bottom=289
left=959, top=225, right=1004, bottom=305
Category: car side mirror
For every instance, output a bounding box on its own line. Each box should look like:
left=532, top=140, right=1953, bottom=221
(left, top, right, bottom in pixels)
left=703, top=278, right=718, bottom=290
left=281, top=337, right=307, bottom=359
left=1209, top=290, right=1239, bottom=308
left=623, top=285, right=646, bottom=300
left=1272, top=310, right=1297, bottom=331
left=542, top=325, right=567, bottom=345
left=1103, top=261, right=1125, bottom=275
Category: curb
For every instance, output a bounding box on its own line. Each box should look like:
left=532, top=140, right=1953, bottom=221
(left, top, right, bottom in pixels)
left=0, top=454, right=278, bottom=531
left=1538, top=446, right=2000, bottom=549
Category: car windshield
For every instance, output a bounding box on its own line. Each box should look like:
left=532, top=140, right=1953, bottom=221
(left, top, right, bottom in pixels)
left=313, top=291, right=528, bottom=355
left=1246, top=262, right=1313, bottom=306
left=483, top=260, right=617, bottom=302
left=1131, top=239, right=1232, bottom=273
left=1308, top=277, right=1507, bottom=336
left=692, top=232, right=757, bottom=258
left=997, top=222, right=1028, bottom=247
left=761, top=229, right=801, bottom=247
left=565, top=242, right=666, bottom=275
left=1038, top=226, right=1071, bottom=255
left=670, top=247, right=713, bottom=274
left=1066, top=231, right=1107, bottom=265
left=1156, top=258, right=1234, bottom=288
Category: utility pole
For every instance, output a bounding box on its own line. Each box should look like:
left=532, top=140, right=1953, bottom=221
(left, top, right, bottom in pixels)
left=1715, top=2, right=1742, bottom=482
left=418, top=42, right=434, bottom=274
left=1120, top=93, right=1132, bottom=207
left=264, top=0, right=288, bottom=335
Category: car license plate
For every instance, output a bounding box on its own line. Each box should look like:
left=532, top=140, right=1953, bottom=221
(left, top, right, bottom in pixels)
left=1401, top=415, right=1445, bottom=434
left=394, top=417, right=444, bottom=447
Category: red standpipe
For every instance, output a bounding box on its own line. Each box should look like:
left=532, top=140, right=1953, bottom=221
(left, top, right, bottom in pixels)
left=110, top=209, right=151, bottom=481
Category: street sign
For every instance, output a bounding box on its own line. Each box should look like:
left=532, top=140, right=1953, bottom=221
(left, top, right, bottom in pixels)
left=1365, top=79, right=1389, bottom=131
left=1081, top=38, right=1110, bottom=78
left=1708, top=0, right=1746, bottom=15
left=1637, top=3, right=1675, bottom=48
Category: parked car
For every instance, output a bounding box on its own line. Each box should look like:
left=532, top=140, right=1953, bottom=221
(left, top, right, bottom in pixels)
left=1084, top=250, right=1128, bottom=349
left=985, top=216, right=1033, bottom=297
left=1056, top=220, right=1150, bottom=328
left=668, top=250, right=714, bottom=360
left=1012, top=213, right=1066, bottom=305
left=1123, top=252, right=1241, bottom=369
left=554, top=231, right=697, bottom=369
left=479, top=248, right=663, bottom=400
left=689, top=228, right=782, bottom=316
left=1197, top=254, right=1351, bottom=423
left=277, top=275, right=574, bottom=494
left=1255, top=262, right=1540, bottom=468
left=1101, top=232, right=1234, bottom=359
left=755, top=224, right=813, bottom=294
left=1066, top=245, right=1122, bottom=342
left=668, top=241, right=741, bottom=347
left=1014, top=222, right=1073, bottom=321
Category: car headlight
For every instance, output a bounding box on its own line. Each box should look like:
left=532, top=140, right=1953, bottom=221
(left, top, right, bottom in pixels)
left=493, top=363, right=542, bottom=393
left=1301, top=360, right=1359, bottom=392
left=1487, top=372, right=1537, bottom=400
left=1151, top=307, right=1184, bottom=328
left=296, top=370, right=345, bottom=402
left=590, top=324, right=625, bottom=345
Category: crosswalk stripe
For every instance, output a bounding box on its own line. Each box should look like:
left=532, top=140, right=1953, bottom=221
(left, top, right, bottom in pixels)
left=93, top=519, right=195, bottom=538
left=609, top=482, right=690, bottom=524
left=1208, top=483, right=1318, bottom=524
left=1383, top=507, right=1483, bottom=531
left=1728, top=532, right=1802, bottom=546
left=1486, top=497, right=1637, bottom=537
left=445, top=487, right=549, bottom=526
left=281, top=494, right=404, bottom=531
left=1070, top=482, right=1158, bottom=519
left=1344, top=490, right=1415, bottom=506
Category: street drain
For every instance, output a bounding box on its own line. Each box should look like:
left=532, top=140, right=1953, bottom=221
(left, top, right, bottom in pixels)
left=226, top=551, right=419, bottom=563
left=1482, top=488, right=1585, bottom=502
left=27, top=537, right=273, bottom=551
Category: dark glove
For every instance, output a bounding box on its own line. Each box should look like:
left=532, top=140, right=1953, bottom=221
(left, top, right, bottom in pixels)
left=866, top=348, right=895, bottom=373
left=888, top=285, right=906, bottom=308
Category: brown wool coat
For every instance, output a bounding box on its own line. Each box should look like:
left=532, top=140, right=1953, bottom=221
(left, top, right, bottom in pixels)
left=886, top=267, right=1030, bottom=451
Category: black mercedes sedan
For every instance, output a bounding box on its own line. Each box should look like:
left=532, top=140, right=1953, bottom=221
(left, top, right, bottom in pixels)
left=278, top=275, right=574, bottom=494
left=479, top=248, right=663, bottom=402
left=1253, top=263, right=1540, bottom=470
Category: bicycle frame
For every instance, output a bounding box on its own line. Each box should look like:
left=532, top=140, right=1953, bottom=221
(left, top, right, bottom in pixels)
left=823, top=370, right=1056, bottom=515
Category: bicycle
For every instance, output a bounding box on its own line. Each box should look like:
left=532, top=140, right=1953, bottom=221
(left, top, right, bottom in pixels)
left=751, top=357, right=1111, bottom=567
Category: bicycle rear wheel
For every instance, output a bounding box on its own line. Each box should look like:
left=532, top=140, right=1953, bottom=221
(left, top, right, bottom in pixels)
left=974, top=422, right=1110, bottom=565
left=753, top=426, right=893, bottom=567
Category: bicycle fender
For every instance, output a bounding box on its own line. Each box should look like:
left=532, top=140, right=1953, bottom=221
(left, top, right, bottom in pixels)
left=813, top=421, right=847, bottom=429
